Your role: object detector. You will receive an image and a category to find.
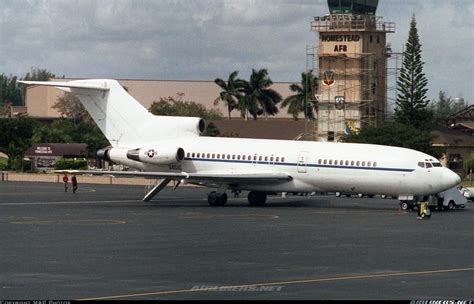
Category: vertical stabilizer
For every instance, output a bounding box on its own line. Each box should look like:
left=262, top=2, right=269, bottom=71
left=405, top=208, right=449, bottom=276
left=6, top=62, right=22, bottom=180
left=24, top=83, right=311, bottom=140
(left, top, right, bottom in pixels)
left=20, top=79, right=205, bottom=147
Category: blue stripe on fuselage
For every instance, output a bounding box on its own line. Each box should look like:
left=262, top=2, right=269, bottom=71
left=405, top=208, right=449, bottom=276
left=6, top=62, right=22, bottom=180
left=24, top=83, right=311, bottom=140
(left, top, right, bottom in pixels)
left=183, top=157, right=414, bottom=173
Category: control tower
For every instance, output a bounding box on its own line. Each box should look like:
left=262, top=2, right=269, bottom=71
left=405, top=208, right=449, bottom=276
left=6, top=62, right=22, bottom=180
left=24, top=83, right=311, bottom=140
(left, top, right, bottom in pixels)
left=310, top=0, right=395, bottom=141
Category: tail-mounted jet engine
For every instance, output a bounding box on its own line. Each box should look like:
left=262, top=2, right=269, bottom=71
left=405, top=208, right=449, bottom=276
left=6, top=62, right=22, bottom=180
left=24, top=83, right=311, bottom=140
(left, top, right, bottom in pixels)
left=97, top=147, right=113, bottom=162
left=126, top=147, right=185, bottom=165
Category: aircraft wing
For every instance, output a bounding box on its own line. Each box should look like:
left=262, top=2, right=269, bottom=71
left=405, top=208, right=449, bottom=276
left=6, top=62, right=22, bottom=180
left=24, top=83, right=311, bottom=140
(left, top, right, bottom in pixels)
left=61, top=170, right=292, bottom=185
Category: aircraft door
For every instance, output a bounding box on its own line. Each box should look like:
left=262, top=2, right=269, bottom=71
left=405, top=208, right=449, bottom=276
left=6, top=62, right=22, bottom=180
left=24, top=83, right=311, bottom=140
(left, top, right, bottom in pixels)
left=297, top=151, right=308, bottom=173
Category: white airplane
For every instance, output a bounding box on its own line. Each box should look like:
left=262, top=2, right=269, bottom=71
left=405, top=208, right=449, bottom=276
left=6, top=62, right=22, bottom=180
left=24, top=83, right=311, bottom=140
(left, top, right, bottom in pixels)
left=20, top=79, right=461, bottom=206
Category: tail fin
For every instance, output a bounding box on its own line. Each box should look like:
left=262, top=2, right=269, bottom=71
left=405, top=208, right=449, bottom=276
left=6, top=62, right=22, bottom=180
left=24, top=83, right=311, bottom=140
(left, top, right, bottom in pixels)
left=20, top=79, right=205, bottom=147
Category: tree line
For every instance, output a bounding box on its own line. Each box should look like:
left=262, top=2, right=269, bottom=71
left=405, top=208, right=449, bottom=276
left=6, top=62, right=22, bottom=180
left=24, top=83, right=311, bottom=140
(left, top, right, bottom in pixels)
left=345, top=14, right=471, bottom=168
left=214, top=69, right=318, bottom=121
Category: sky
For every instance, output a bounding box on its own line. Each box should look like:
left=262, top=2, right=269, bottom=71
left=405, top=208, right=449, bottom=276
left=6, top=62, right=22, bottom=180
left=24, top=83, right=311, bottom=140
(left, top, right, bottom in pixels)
left=1, top=0, right=473, bottom=104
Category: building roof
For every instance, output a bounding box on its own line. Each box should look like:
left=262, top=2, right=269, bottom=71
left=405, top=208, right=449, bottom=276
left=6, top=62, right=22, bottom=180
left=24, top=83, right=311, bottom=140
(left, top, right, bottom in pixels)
left=431, top=125, right=474, bottom=147
left=210, top=119, right=306, bottom=140
left=446, top=105, right=474, bottom=124
left=25, top=143, right=87, bottom=157
left=25, top=78, right=297, bottom=120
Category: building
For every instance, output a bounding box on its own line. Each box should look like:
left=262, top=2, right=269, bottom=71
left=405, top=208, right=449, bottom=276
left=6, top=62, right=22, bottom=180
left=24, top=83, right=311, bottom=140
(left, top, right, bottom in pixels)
left=24, top=79, right=296, bottom=120
left=24, top=143, right=87, bottom=171
left=310, top=0, right=395, bottom=141
left=431, top=105, right=474, bottom=174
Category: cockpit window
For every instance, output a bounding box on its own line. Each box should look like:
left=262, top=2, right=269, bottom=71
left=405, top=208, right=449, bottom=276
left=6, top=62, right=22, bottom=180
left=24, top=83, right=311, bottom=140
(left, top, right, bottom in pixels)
left=417, top=162, right=425, bottom=168
left=425, top=163, right=433, bottom=168
left=432, top=163, right=442, bottom=167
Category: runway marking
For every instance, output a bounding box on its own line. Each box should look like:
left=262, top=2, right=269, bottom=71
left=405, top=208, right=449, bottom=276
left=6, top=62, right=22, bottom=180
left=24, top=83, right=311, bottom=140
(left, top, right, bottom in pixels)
left=178, top=214, right=279, bottom=219
left=8, top=219, right=127, bottom=225
left=0, top=200, right=141, bottom=206
left=78, top=267, right=474, bottom=300
left=0, top=188, right=97, bottom=195
left=0, top=198, right=209, bottom=206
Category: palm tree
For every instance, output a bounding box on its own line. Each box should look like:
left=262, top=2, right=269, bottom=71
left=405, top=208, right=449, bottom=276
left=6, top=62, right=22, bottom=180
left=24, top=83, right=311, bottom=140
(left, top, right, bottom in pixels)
left=214, top=71, right=245, bottom=120
left=239, top=69, right=282, bottom=120
left=281, top=72, right=319, bottom=121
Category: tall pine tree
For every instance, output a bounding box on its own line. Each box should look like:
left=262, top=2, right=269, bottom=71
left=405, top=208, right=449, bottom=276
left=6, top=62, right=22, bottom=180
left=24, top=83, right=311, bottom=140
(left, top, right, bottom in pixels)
left=395, top=15, right=431, bottom=128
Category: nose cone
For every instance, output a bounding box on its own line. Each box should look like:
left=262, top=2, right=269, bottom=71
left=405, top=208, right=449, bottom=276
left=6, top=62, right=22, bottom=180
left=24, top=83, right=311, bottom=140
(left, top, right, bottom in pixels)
left=441, top=168, right=461, bottom=190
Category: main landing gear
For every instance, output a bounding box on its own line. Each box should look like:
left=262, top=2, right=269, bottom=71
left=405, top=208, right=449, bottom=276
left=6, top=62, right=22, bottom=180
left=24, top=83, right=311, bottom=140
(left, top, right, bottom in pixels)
left=207, top=191, right=228, bottom=206
left=207, top=191, right=268, bottom=207
left=247, top=191, right=267, bottom=206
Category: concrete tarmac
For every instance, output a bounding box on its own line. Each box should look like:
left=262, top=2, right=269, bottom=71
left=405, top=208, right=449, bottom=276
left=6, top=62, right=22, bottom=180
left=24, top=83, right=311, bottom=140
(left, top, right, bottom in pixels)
left=0, top=181, right=473, bottom=300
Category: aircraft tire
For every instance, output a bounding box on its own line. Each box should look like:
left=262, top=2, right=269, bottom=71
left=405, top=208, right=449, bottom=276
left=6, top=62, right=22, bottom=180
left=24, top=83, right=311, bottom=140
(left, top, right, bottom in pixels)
left=400, top=201, right=409, bottom=211
left=248, top=191, right=267, bottom=206
left=444, top=201, right=455, bottom=211
left=208, top=192, right=227, bottom=207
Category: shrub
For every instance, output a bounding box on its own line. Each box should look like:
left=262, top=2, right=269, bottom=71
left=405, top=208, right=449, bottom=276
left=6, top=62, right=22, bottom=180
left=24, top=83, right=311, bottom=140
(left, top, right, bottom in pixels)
left=54, top=159, right=88, bottom=170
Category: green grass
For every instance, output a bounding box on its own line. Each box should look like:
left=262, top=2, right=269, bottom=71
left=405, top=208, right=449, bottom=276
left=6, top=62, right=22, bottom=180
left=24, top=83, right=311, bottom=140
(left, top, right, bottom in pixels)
left=461, top=180, right=474, bottom=188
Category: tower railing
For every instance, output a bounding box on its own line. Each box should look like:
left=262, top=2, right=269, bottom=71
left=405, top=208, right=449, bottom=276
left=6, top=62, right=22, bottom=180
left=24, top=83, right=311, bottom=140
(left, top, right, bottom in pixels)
left=311, top=14, right=395, bottom=33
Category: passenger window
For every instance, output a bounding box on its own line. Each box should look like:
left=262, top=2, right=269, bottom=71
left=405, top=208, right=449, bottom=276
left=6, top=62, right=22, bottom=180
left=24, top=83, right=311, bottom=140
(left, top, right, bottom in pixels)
left=186, top=153, right=190, bottom=157
left=418, top=162, right=425, bottom=168
left=276, top=157, right=279, bottom=162
left=270, top=156, right=273, bottom=162
left=324, top=159, right=327, bottom=165
left=373, top=162, right=377, bottom=167
left=318, top=159, right=322, bottom=164
left=329, top=160, right=333, bottom=165
left=345, top=160, right=349, bottom=166
left=217, top=154, right=220, bottom=159
left=242, top=155, right=246, bottom=160
left=351, top=161, right=354, bottom=166
left=340, top=160, right=343, bottom=165
left=425, top=163, right=432, bottom=168
left=212, top=153, right=215, bottom=158
left=237, top=155, right=241, bottom=160
left=227, top=155, right=231, bottom=160
left=264, top=156, right=268, bottom=162
left=232, top=155, right=235, bottom=160
left=259, top=156, right=262, bottom=161
left=206, top=153, right=210, bottom=158
left=334, top=160, right=338, bottom=165
left=356, top=161, right=360, bottom=166
left=281, top=157, right=285, bottom=162
left=248, top=155, right=252, bottom=160
left=192, top=153, right=195, bottom=157
left=361, top=161, right=365, bottom=166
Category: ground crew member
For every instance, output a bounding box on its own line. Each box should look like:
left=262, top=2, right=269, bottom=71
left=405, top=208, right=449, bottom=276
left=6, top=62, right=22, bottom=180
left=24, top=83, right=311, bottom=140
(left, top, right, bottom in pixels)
left=436, top=191, right=444, bottom=211
left=62, top=173, right=69, bottom=192
left=71, top=174, right=78, bottom=194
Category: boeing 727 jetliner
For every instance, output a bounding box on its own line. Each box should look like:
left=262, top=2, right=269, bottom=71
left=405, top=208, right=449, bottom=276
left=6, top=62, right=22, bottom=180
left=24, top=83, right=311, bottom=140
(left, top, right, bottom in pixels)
left=20, top=79, right=461, bottom=206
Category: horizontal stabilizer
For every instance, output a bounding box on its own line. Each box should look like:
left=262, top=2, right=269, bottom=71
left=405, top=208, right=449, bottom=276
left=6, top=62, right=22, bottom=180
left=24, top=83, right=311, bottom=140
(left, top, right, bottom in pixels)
left=19, top=80, right=109, bottom=91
